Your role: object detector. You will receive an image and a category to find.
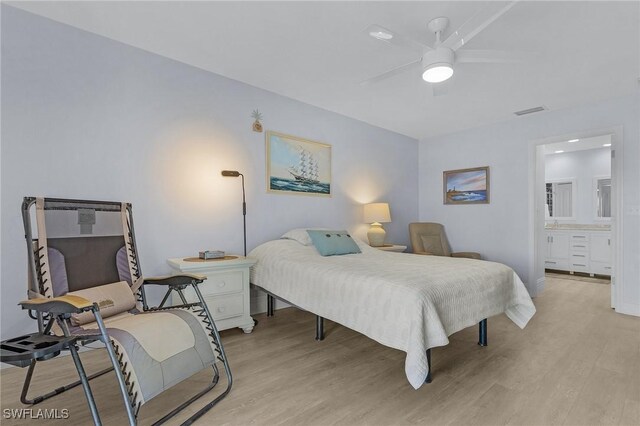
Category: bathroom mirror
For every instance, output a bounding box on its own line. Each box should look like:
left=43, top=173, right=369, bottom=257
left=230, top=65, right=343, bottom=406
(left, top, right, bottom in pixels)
left=546, top=179, right=576, bottom=219
left=594, top=176, right=611, bottom=219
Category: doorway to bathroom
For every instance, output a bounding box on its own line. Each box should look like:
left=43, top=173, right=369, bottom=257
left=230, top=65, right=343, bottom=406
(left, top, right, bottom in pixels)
left=530, top=129, right=623, bottom=310
left=544, top=135, right=613, bottom=301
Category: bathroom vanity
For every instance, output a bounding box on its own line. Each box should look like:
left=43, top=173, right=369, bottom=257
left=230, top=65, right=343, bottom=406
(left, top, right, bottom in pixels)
left=544, top=225, right=612, bottom=276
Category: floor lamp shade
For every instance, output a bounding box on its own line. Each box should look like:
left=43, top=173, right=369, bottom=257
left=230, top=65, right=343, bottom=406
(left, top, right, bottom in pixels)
left=363, top=203, right=391, bottom=247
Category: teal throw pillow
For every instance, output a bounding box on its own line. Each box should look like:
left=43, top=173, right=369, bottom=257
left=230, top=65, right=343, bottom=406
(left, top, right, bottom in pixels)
left=307, top=230, right=362, bottom=256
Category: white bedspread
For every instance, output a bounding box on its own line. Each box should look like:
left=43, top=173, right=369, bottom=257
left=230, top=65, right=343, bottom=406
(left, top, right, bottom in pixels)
left=249, top=239, right=536, bottom=389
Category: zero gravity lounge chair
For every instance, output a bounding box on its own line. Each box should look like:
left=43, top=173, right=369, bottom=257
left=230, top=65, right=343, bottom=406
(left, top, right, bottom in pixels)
left=5, top=197, right=232, bottom=425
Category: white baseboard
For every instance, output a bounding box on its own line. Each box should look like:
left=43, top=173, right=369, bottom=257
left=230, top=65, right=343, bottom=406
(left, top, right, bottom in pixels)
left=615, top=302, right=640, bottom=317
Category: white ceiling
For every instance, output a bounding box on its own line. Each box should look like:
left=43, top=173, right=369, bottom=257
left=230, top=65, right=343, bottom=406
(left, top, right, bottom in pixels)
left=544, top=134, right=611, bottom=155
left=9, top=1, right=640, bottom=140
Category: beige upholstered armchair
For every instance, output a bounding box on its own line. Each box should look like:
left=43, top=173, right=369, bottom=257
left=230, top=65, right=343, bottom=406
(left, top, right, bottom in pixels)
left=409, top=222, right=481, bottom=260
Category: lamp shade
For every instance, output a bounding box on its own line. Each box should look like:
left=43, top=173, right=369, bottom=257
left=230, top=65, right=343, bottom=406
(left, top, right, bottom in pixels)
left=363, top=203, right=391, bottom=224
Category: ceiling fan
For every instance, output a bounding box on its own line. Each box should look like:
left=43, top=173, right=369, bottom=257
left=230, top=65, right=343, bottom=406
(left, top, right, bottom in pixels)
left=362, top=1, right=522, bottom=89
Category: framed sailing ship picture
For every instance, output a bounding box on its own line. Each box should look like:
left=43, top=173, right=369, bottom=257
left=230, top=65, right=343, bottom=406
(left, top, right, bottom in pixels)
left=443, top=166, right=490, bottom=204
left=266, top=131, right=331, bottom=196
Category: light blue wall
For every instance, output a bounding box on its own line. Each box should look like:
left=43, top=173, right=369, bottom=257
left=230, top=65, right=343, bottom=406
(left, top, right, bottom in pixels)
left=418, top=94, right=640, bottom=314
left=0, top=6, right=419, bottom=339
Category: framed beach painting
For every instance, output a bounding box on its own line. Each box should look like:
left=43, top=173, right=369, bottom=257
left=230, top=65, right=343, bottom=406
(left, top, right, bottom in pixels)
left=266, top=131, right=331, bottom=196
left=443, top=166, right=490, bottom=204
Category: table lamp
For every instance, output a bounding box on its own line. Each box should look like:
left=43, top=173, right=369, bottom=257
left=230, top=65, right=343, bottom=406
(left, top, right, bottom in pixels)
left=363, top=202, right=391, bottom=247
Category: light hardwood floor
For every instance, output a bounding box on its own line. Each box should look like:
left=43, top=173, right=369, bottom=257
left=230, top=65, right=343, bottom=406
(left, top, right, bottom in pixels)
left=2, top=275, right=639, bottom=425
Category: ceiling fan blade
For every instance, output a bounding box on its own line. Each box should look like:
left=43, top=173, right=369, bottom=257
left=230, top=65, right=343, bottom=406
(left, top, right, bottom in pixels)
left=360, top=59, right=421, bottom=86
left=441, top=1, right=519, bottom=51
left=456, top=49, right=526, bottom=63
left=365, top=24, right=432, bottom=52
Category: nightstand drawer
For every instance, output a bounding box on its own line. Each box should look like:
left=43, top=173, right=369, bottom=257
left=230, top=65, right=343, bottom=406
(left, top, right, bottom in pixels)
left=206, top=293, right=244, bottom=320
left=201, top=271, right=243, bottom=296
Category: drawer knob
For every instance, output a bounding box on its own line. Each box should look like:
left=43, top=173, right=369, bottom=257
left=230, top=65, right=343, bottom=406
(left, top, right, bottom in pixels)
left=217, top=307, right=226, bottom=313
left=218, top=281, right=226, bottom=288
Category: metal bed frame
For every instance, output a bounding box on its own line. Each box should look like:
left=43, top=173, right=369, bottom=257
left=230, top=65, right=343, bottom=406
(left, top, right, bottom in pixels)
left=253, top=284, right=488, bottom=384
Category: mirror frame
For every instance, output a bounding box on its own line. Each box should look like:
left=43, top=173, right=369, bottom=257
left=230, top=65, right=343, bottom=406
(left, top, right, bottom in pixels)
left=545, top=177, right=577, bottom=221
left=593, top=175, right=612, bottom=221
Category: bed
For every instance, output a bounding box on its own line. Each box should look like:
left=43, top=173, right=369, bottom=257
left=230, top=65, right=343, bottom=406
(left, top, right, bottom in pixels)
left=249, top=233, right=536, bottom=389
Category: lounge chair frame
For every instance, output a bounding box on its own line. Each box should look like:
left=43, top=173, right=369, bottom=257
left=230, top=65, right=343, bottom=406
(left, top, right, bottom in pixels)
left=15, top=197, right=232, bottom=425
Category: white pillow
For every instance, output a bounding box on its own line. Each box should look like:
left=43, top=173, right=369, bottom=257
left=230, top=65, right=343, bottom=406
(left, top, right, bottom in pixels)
left=281, top=228, right=328, bottom=246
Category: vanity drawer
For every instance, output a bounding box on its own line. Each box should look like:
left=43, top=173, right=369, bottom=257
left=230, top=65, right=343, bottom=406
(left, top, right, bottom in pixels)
left=570, top=242, right=590, bottom=252
left=201, top=271, right=244, bottom=296
left=569, top=256, right=590, bottom=273
left=205, top=293, right=244, bottom=320
left=570, top=253, right=589, bottom=262
left=544, top=259, right=568, bottom=270
left=570, top=233, right=590, bottom=242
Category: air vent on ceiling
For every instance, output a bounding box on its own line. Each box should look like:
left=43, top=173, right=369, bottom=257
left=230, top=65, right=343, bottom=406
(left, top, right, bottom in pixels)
left=513, top=106, right=547, bottom=116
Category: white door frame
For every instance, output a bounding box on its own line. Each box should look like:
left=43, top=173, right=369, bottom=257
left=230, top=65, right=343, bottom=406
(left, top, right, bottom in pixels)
left=528, top=126, right=623, bottom=308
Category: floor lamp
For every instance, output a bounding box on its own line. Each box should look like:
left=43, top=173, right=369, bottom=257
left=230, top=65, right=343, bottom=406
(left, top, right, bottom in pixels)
left=221, top=170, right=247, bottom=257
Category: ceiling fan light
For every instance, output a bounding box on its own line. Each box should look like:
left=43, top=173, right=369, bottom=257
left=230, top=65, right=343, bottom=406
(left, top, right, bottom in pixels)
left=421, top=47, right=455, bottom=83
left=422, top=64, right=454, bottom=83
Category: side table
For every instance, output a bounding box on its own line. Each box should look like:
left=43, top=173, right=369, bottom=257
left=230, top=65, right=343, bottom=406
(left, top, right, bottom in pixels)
left=167, top=256, right=257, bottom=333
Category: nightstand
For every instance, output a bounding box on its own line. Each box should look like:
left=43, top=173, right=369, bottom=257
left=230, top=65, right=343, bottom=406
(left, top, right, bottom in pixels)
left=167, top=256, right=257, bottom=333
left=374, top=244, right=407, bottom=253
